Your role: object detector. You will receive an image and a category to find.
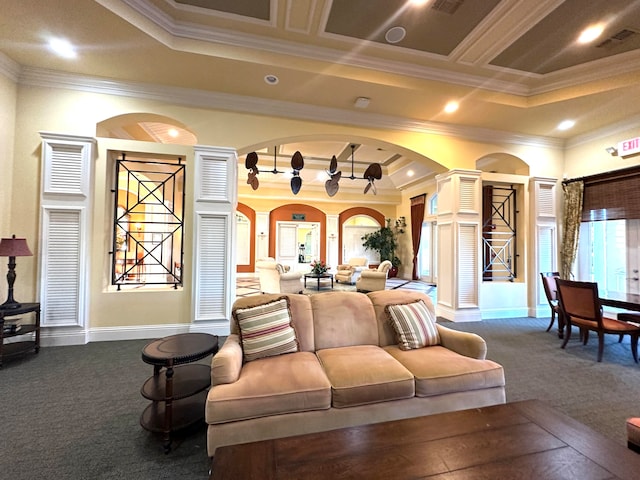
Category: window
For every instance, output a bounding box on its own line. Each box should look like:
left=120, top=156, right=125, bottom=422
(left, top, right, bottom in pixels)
left=111, top=154, right=185, bottom=289
left=482, top=184, right=517, bottom=281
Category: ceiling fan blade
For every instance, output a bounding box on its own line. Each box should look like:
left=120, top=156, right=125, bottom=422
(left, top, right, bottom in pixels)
left=291, top=150, right=304, bottom=171
left=291, top=175, right=302, bottom=194
left=364, top=182, right=371, bottom=194
left=245, top=151, right=258, bottom=170
left=247, top=171, right=259, bottom=190
left=325, top=178, right=339, bottom=197
left=329, top=155, right=338, bottom=174
left=363, top=163, right=382, bottom=180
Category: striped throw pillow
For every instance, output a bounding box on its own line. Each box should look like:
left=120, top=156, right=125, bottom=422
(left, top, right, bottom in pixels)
left=234, top=298, right=299, bottom=362
left=386, top=300, right=440, bottom=350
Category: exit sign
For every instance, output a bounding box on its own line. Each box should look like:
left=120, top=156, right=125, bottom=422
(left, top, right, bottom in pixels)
left=618, top=136, right=640, bottom=157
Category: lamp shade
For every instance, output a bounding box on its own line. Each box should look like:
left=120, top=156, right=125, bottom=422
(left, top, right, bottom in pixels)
left=0, top=235, right=33, bottom=257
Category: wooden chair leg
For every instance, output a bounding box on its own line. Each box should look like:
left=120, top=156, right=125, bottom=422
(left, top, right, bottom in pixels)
left=546, top=310, right=555, bottom=332
left=561, top=323, right=572, bottom=349
left=631, top=334, right=639, bottom=363
left=597, top=332, right=604, bottom=362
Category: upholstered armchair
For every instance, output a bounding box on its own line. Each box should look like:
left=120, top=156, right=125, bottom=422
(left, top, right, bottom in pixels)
left=334, top=257, right=368, bottom=284
left=356, top=260, right=393, bottom=292
left=255, top=260, right=302, bottom=294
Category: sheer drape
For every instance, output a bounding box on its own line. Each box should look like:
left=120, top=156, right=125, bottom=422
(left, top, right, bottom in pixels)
left=560, top=181, right=583, bottom=280
left=410, top=194, right=426, bottom=280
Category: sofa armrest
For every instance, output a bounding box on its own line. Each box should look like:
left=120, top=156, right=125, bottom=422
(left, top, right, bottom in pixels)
left=211, top=334, right=243, bottom=386
left=436, top=324, right=487, bottom=360
left=360, top=270, right=386, bottom=279
left=280, top=271, right=302, bottom=281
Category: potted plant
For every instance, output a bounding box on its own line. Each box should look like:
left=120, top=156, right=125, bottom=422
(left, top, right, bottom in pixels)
left=361, top=217, right=406, bottom=277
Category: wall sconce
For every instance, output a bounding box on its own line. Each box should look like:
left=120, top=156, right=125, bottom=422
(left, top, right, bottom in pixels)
left=0, top=234, right=33, bottom=309
left=328, top=233, right=337, bottom=240
left=257, top=231, right=266, bottom=238
left=605, top=147, right=618, bottom=156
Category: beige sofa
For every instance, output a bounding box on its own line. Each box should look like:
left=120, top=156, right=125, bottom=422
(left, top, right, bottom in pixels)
left=334, top=257, right=368, bottom=284
left=206, top=289, right=505, bottom=457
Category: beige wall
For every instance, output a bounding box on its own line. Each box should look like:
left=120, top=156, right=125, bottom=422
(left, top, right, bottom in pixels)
left=4, top=77, right=617, bottom=335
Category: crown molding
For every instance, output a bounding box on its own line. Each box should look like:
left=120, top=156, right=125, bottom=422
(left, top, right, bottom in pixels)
left=18, top=66, right=564, bottom=150
left=0, top=52, right=21, bottom=82
left=565, top=112, right=640, bottom=149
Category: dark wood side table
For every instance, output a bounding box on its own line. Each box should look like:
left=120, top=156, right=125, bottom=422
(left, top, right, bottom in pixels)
left=0, top=302, right=40, bottom=368
left=304, top=273, right=333, bottom=290
left=140, top=332, right=218, bottom=453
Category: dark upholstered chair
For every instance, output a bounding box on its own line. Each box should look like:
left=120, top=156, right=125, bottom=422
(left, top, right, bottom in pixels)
left=540, top=272, right=563, bottom=337
left=555, top=279, right=640, bottom=363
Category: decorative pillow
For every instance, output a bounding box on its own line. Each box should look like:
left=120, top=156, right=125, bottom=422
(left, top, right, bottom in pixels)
left=386, top=299, right=440, bottom=350
left=233, top=297, right=299, bottom=362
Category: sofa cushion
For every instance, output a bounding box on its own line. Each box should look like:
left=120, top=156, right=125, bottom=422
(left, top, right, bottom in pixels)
left=206, top=351, right=331, bottom=424
left=386, top=299, right=440, bottom=349
left=383, top=345, right=505, bottom=397
left=316, top=345, right=415, bottom=408
left=311, top=292, right=379, bottom=349
left=234, top=297, right=299, bottom=362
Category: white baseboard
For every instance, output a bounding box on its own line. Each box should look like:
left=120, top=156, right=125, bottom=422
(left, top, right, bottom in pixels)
left=39, top=322, right=231, bottom=346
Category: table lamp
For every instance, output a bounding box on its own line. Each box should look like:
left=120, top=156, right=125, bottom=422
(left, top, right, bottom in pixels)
left=0, top=234, right=33, bottom=309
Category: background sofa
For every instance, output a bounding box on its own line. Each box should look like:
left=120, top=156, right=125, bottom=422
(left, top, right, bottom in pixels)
left=334, top=257, right=368, bottom=284
left=206, top=289, right=505, bottom=457
left=255, top=258, right=302, bottom=294
left=356, top=259, right=393, bottom=292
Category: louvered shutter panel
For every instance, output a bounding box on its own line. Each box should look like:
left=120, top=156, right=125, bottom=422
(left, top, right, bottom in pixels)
left=192, top=146, right=237, bottom=330
left=39, top=133, right=94, bottom=331
left=458, top=223, right=478, bottom=306
left=459, top=178, right=477, bottom=212
left=195, top=215, right=228, bottom=320
left=41, top=208, right=82, bottom=326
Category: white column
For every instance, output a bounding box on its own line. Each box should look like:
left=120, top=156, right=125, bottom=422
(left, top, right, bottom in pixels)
left=39, top=132, right=96, bottom=344
left=436, top=169, right=482, bottom=322
left=529, top=177, right=558, bottom=317
left=191, top=145, right=237, bottom=336
left=326, top=214, right=339, bottom=270
left=255, top=211, right=270, bottom=262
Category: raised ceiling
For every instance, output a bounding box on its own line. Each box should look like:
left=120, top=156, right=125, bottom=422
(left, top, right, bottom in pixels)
left=2, top=0, right=640, bottom=193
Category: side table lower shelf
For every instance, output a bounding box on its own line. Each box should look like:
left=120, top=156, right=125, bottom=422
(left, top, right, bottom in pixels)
left=140, top=363, right=212, bottom=452
left=140, top=390, right=208, bottom=433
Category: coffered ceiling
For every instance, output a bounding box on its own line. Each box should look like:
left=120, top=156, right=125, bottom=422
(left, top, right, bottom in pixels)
left=2, top=0, right=640, bottom=194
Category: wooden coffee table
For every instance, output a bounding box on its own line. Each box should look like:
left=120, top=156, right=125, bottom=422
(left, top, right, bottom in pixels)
left=210, top=399, right=640, bottom=479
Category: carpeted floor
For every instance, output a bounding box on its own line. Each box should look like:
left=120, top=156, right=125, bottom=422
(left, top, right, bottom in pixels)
left=2, top=303, right=640, bottom=479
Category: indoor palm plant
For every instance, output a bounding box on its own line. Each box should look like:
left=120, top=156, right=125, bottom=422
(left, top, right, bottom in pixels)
left=361, top=217, right=406, bottom=276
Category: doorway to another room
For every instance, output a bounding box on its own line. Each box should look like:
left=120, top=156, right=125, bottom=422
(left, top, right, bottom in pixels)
left=276, top=221, right=321, bottom=272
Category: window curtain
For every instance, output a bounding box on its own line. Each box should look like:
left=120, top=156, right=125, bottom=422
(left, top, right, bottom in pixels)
left=410, top=194, right=427, bottom=280
left=560, top=181, right=583, bottom=280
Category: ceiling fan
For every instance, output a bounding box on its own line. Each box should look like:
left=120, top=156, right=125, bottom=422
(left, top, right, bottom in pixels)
left=245, top=147, right=305, bottom=195
left=325, top=144, right=382, bottom=196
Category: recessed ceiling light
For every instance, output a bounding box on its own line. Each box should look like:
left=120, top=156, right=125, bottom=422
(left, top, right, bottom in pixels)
left=557, top=120, right=575, bottom=131
left=48, top=38, right=77, bottom=59
left=385, top=26, right=406, bottom=44
left=410, top=0, right=429, bottom=5
left=264, top=74, right=279, bottom=85
left=354, top=97, right=370, bottom=109
left=168, top=128, right=179, bottom=138
left=444, top=101, right=459, bottom=113
left=407, top=170, right=415, bottom=177
left=578, top=24, right=604, bottom=44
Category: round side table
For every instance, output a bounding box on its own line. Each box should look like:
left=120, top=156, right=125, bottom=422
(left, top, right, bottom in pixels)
left=140, top=332, right=218, bottom=453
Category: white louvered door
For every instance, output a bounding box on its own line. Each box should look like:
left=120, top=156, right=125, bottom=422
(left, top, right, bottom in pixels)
left=39, top=133, right=95, bottom=330
left=192, top=146, right=237, bottom=332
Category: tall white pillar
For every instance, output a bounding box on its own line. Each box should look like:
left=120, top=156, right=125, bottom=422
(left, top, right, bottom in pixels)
left=436, top=169, right=482, bottom=322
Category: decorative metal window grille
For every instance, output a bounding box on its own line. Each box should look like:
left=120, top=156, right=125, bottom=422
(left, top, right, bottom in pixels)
left=482, top=185, right=517, bottom=281
left=111, top=154, right=185, bottom=290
